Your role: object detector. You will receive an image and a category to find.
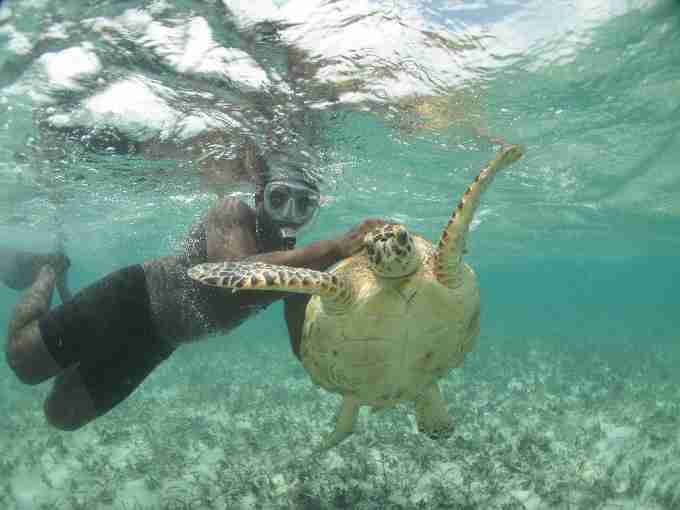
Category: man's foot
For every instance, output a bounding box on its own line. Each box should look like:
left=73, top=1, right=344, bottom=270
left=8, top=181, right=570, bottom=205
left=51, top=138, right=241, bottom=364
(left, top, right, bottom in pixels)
left=0, top=250, right=71, bottom=293
left=45, top=252, right=71, bottom=279
left=46, top=252, right=72, bottom=303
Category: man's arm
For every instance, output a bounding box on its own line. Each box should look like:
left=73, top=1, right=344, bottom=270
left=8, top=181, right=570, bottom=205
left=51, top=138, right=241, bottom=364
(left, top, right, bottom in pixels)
left=204, top=198, right=259, bottom=261
left=199, top=198, right=384, bottom=356
left=245, top=240, right=342, bottom=272
left=244, top=218, right=386, bottom=271
left=206, top=197, right=384, bottom=271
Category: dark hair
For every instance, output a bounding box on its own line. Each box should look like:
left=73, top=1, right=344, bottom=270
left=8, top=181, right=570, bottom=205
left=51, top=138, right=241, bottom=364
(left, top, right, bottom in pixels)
left=255, top=147, right=320, bottom=201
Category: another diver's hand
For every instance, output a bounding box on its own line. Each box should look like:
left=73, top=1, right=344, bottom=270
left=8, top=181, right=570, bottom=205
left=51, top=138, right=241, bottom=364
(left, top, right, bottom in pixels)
left=335, top=219, right=386, bottom=259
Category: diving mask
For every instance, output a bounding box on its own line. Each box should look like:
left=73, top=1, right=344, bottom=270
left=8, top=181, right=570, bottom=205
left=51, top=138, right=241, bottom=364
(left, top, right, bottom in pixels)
left=262, top=179, right=320, bottom=239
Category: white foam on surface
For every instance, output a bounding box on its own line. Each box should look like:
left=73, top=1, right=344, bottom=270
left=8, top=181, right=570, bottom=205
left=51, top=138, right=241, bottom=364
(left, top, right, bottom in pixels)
left=0, top=24, right=33, bottom=55
left=42, top=79, right=175, bottom=140
left=88, top=9, right=271, bottom=90
left=38, top=45, right=101, bottom=91
left=220, top=0, right=284, bottom=27
left=40, top=21, right=76, bottom=40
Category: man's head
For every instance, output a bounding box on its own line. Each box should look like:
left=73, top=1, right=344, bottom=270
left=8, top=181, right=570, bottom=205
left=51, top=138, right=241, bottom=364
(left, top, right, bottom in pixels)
left=257, top=176, right=320, bottom=247
left=254, top=153, right=321, bottom=249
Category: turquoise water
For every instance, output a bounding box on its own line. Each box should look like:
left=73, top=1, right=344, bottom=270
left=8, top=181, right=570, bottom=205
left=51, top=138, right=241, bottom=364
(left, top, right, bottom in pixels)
left=1, top=1, right=680, bottom=509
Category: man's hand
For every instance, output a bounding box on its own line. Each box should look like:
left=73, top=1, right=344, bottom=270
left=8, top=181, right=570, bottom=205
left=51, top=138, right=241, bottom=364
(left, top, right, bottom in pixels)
left=335, top=219, right=387, bottom=259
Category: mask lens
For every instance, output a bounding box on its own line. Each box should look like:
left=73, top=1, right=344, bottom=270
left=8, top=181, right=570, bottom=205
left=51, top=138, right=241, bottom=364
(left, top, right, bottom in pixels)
left=296, top=195, right=318, bottom=218
left=268, top=187, right=290, bottom=210
left=264, top=181, right=320, bottom=227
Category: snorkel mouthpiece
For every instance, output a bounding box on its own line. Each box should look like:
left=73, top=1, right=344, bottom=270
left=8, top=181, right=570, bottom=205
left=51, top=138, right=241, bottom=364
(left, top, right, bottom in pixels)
left=279, top=226, right=297, bottom=250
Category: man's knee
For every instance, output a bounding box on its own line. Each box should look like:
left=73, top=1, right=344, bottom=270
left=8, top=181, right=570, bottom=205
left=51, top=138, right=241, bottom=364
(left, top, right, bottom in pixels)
left=43, top=394, right=91, bottom=431
left=44, top=368, right=99, bottom=431
left=5, top=327, right=46, bottom=385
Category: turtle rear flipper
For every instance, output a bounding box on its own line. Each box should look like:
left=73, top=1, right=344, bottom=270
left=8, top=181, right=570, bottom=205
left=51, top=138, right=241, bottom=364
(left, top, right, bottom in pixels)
left=188, top=261, right=356, bottom=313
left=414, top=383, right=455, bottom=439
left=435, top=144, right=524, bottom=288
left=317, top=396, right=360, bottom=452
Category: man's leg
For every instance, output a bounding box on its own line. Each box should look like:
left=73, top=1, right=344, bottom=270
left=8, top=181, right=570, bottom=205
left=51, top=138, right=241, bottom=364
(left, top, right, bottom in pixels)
left=7, top=262, right=174, bottom=430
left=0, top=248, right=70, bottom=299
left=43, top=365, right=96, bottom=430
left=6, top=265, right=66, bottom=385
left=44, top=335, right=174, bottom=430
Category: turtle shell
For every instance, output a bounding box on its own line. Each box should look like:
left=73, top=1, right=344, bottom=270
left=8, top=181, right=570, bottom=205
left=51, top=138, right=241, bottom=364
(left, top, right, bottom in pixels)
left=299, top=235, right=480, bottom=408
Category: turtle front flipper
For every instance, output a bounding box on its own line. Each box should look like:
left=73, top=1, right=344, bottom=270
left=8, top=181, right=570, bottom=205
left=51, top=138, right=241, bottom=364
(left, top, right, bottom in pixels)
left=317, top=396, right=361, bottom=451
left=188, top=261, right=355, bottom=313
left=414, top=383, right=455, bottom=439
left=435, top=144, right=524, bottom=288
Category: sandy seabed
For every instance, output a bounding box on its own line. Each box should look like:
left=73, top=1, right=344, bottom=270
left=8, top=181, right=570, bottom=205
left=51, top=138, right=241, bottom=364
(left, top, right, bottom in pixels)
left=2, top=336, right=680, bottom=510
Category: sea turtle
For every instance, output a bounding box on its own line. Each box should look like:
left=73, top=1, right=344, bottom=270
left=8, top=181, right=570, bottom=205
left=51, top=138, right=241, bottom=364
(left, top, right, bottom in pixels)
left=189, top=144, right=524, bottom=450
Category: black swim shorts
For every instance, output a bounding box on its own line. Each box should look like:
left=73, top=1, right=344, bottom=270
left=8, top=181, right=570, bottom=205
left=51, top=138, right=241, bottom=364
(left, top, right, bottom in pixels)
left=39, top=264, right=174, bottom=412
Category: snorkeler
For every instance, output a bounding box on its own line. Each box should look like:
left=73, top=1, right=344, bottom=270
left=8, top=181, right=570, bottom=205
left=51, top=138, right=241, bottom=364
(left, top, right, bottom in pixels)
left=2, top=151, right=384, bottom=431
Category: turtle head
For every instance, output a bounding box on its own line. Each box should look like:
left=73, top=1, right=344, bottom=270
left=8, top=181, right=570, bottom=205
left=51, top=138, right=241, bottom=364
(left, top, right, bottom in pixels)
left=364, top=224, right=420, bottom=278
